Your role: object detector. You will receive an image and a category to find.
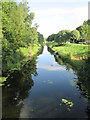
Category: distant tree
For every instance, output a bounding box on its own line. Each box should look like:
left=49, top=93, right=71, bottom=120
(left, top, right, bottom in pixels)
left=87, top=20, right=90, bottom=42
left=54, top=30, right=71, bottom=45
left=47, top=30, right=71, bottom=45
left=47, top=34, right=55, bottom=42
left=76, top=21, right=88, bottom=42
left=71, top=30, right=80, bottom=43
left=38, top=32, right=45, bottom=46
left=47, top=20, right=89, bottom=44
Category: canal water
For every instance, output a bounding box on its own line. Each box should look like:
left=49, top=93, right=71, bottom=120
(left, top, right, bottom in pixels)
left=2, top=46, right=89, bottom=118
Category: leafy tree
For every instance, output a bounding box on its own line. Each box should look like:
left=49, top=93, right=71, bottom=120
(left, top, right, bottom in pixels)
left=47, top=20, right=89, bottom=44
left=2, top=1, right=40, bottom=73
left=47, top=33, right=56, bottom=42
left=76, top=21, right=88, bottom=42
left=38, top=32, right=45, bottom=46
left=71, top=30, right=80, bottom=43
left=57, top=30, right=71, bottom=44
left=47, top=30, right=71, bottom=45
left=87, top=20, right=90, bottom=41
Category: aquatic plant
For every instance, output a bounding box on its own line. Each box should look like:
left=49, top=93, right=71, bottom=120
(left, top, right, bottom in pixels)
left=61, top=98, right=74, bottom=111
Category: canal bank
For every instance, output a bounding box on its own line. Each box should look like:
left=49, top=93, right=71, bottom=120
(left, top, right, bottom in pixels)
left=2, top=46, right=90, bottom=118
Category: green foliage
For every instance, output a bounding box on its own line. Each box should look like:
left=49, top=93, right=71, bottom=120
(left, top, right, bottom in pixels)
left=76, top=20, right=88, bottom=42
left=61, top=98, right=74, bottom=111
left=0, top=77, right=7, bottom=86
left=55, top=51, right=90, bottom=100
left=19, top=44, right=39, bottom=61
left=87, top=20, right=90, bottom=41
left=57, top=30, right=71, bottom=44
left=47, top=30, right=71, bottom=45
left=47, top=33, right=56, bottom=42
left=62, top=98, right=74, bottom=107
left=47, top=20, right=89, bottom=44
left=71, top=30, right=80, bottom=42
left=2, top=1, right=41, bottom=74
left=2, top=56, right=38, bottom=117
left=77, top=58, right=90, bottom=99
left=48, top=42, right=89, bottom=65
left=38, top=32, right=45, bottom=46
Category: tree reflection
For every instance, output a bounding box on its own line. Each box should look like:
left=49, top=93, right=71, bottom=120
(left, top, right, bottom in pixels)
left=2, top=56, right=38, bottom=118
left=77, top=57, right=90, bottom=117
left=37, top=46, right=44, bottom=55
left=49, top=48, right=90, bottom=118
left=77, top=58, right=90, bottom=98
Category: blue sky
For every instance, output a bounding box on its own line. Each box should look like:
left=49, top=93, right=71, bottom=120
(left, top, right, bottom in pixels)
left=17, top=0, right=89, bottom=37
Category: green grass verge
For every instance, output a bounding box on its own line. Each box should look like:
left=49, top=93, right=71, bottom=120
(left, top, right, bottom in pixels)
left=1, top=44, right=40, bottom=86
left=48, top=42, right=89, bottom=59
left=19, top=44, right=39, bottom=61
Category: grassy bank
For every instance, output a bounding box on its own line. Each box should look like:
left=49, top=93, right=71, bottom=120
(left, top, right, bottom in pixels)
left=47, top=41, right=89, bottom=60
left=1, top=44, right=41, bottom=86
left=19, top=44, right=40, bottom=61
left=47, top=41, right=90, bottom=72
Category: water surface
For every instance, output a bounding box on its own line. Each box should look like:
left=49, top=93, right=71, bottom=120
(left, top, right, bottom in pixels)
left=2, top=46, right=89, bottom=118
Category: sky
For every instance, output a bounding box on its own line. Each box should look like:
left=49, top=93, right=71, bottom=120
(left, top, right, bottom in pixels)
left=17, top=0, right=89, bottom=38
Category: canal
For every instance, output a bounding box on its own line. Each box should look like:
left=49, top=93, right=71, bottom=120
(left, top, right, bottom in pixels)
left=2, top=46, right=90, bottom=118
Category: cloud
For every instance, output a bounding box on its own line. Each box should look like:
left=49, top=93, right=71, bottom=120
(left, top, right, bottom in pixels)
left=16, top=0, right=88, bottom=37
left=32, top=6, right=88, bottom=37
left=33, top=6, right=88, bottom=16
left=37, top=64, right=66, bottom=71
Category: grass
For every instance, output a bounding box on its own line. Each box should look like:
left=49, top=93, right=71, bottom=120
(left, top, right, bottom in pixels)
left=3, top=44, right=40, bottom=72
left=47, top=42, right=90, bottom=72
left=19, top=44, right=39, bottom=61
left=1, top=44, right=40, bottom=86
left=48, top=42, right=89, bottom=60
left=47, top=41, right=58, bottom=48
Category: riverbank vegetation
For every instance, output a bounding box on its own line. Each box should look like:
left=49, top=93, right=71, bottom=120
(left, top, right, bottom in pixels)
left=47, top=42, right=89, bottom=60
left=1, top=1, right=90, bottom=118
left=1, top=1, right=45, bottom=85
left=47, top=19, right=90, bottom=61
left=47, top=20, right=90, bottom=100
left=47, top=20, right=90, bottom=44
left=2, top=1, right=45, bottom=76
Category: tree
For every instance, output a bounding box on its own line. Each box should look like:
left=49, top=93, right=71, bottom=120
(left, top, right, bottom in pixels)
left=71, top=30, right=80, bottom=43
left=38, top=32, right=45, bottom=46
left=87, top=20, right=90, bottom=42
left=57, top=30, right=71, bottom=44
left=47, top=33, right=56, bottom=42
left=2, top=1, right=40, bottom=73
left=76, top=20, right=88, bottom=42
left=47, top=30, right=71, bottom=45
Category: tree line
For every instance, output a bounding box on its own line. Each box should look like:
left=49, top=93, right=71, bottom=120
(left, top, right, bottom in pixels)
left=47, top=20, right=90, bottom=45
left=2, top=1, right=45, bottom=74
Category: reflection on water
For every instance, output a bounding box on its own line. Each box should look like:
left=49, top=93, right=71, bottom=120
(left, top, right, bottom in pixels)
left=2, top=56, right=38, bottom=118
left=77, top=58, right=90, bottom=117
left=37, top=64, right=66, bottom=71
left=49, top=47, right=90, bottom=118
left=2, top=46, right=90, bottom=118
